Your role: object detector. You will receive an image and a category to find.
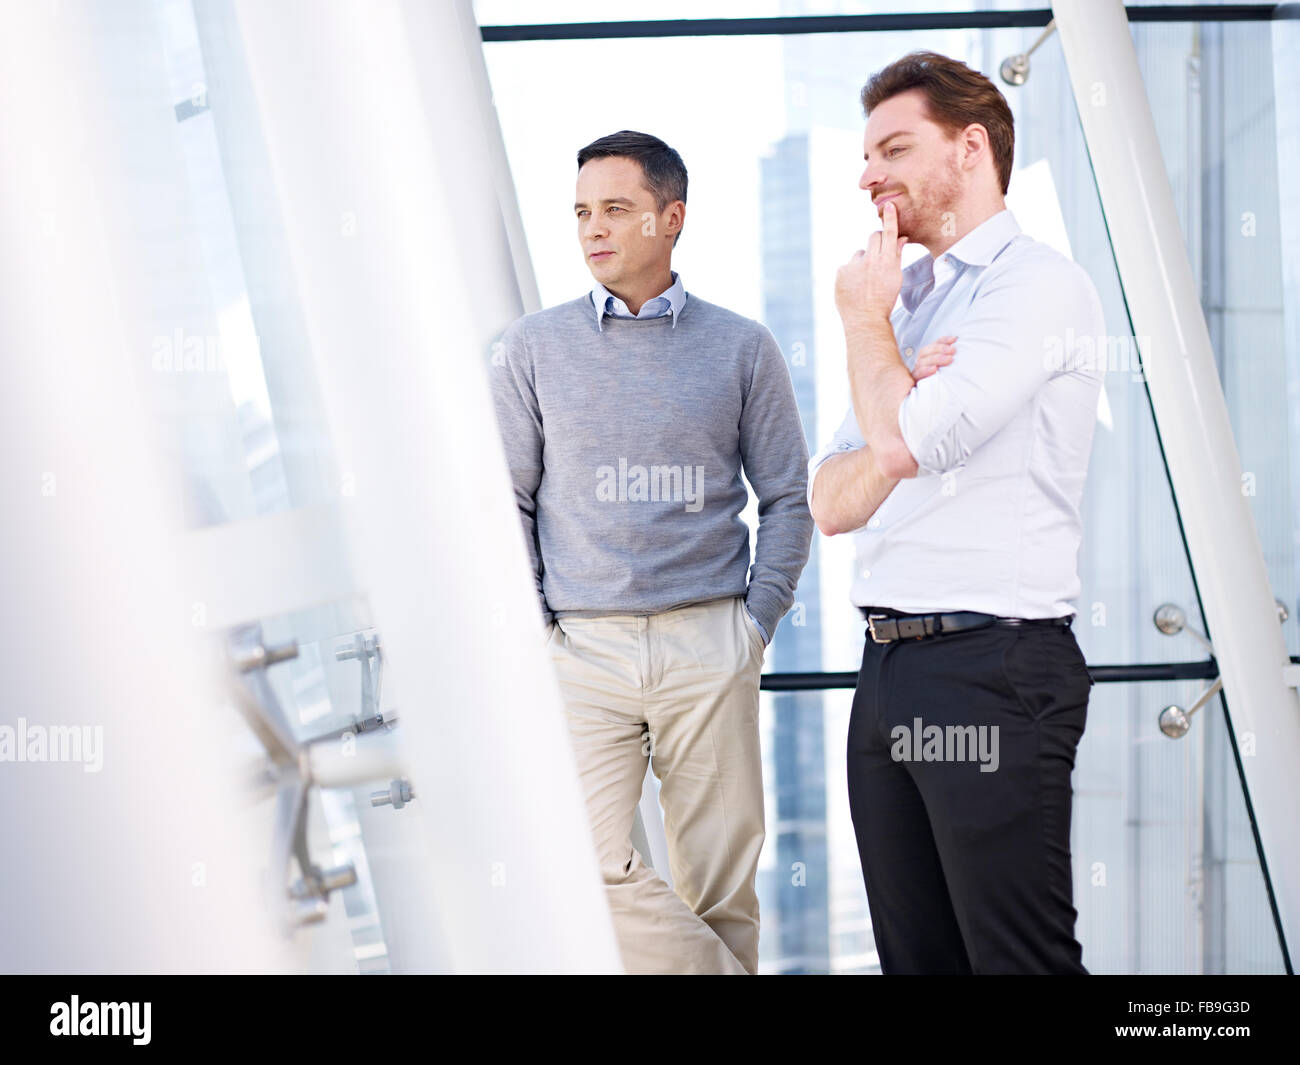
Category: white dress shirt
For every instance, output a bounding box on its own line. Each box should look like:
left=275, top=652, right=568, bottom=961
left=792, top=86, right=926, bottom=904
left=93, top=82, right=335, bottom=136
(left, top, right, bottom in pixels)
left=809, top=209, right=1105, bottom=619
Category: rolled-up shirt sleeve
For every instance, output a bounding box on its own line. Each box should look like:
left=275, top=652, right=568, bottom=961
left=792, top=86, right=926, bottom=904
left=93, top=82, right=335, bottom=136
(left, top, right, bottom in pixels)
left=807, top=404, right=866, bottom=510
left=898, top=257, right=1099, bottom=476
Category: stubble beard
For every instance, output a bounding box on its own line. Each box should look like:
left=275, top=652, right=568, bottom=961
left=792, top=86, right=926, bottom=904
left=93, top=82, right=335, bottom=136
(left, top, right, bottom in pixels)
left=905, top=160, right=963, bottom=247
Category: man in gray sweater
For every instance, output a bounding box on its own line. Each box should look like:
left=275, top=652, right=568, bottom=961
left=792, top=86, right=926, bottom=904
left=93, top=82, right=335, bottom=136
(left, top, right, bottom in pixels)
left=491, top=131, right=813, bottom=974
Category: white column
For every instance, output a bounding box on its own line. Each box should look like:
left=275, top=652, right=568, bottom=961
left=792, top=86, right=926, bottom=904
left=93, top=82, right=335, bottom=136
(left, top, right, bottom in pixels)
left=0, top=0, right=283, bottom=972
left=224, top=0, right=620, bottom=972
left=1053, top=0, right=1300, bottom=955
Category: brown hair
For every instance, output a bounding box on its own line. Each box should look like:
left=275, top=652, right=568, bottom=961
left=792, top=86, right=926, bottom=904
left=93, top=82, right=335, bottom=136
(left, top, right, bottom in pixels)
left=860, top=51, right=1014, bottom=195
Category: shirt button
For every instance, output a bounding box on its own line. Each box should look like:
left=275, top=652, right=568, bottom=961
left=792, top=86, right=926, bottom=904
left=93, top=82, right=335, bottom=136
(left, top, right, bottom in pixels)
left=868, top=518, right=881, bottom=529
left=861, top=568, right=871, bottom=579
left=904, top=347, right=914, bottom=357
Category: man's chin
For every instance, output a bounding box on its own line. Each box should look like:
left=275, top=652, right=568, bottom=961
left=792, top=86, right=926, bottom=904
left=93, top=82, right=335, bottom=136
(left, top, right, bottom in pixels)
left=877, top=202, right=909, bottom=227
left=885, top=208, right=919, bottom=242
left=587, top=258, right=619, bottom=282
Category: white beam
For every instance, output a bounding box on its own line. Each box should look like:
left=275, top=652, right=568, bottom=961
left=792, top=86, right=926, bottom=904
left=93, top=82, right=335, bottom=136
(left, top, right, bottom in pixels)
left=225, top=0, right=620, bottom=972
left=0, top=0, right=285, bottom=973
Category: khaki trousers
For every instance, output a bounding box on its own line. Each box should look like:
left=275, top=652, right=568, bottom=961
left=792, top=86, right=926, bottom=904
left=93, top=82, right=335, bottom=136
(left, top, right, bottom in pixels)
left=547, top=594, right=767, bottom=975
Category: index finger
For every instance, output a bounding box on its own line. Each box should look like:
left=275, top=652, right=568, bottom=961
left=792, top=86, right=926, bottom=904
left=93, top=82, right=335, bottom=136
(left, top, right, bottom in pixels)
left=878, top=200, right=898, bottom=251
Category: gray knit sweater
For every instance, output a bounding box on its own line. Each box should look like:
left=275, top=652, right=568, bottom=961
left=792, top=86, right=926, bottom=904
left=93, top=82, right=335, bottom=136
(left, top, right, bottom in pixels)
left=490, top=291, right=813, bottom=639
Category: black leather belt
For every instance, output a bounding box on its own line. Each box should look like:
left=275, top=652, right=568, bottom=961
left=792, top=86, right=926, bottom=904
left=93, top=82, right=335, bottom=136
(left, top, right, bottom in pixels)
left=859, top=607, right=1073, bottom=645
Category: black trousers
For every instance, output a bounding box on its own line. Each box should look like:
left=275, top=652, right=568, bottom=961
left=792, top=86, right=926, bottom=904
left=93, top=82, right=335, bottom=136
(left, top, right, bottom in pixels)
left=847, top=616, right=1093, bottom=974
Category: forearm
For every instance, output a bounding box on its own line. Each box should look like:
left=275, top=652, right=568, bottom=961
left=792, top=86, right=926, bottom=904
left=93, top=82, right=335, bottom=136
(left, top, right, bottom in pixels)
left=809, top=445, right=899, bottom=537
left=510, top=499, right=551, bottom=623
left=746, top=495, right=815, bottom=636
left=844, top=315, right=919, bottom=480
left=489, top=324, right=550, bottom=621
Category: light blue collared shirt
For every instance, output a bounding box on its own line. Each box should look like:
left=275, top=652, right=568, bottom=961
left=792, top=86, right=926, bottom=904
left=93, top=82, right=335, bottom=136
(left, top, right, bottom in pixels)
left=590, top=270, right=687, bottom=331
left=809, top=208, right=1106, bottom=619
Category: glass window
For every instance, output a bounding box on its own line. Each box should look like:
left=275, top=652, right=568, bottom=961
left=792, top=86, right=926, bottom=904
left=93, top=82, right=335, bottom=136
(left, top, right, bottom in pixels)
left=484, top=12, right=1288, bottom=973
left=1138, top=20, right=1300, bottom=661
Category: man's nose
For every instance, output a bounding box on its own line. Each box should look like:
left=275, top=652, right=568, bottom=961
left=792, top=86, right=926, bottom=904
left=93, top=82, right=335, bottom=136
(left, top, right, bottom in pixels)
left=861, top=166, right=886, bottom=192
left=582, top=215, right=609, bottom=241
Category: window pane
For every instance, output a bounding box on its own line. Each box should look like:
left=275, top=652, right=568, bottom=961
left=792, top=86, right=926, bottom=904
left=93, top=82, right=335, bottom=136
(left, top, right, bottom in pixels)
left=485, top=16, right=1287, bottom=974
left=1138, top=20, right=1300, bottom=659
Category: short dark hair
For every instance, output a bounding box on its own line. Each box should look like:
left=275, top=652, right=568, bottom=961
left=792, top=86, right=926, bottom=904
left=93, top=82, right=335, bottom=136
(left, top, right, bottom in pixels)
left=577, top=130, right=688, bottom=245
left=860, top=51, right=1015, bottom=195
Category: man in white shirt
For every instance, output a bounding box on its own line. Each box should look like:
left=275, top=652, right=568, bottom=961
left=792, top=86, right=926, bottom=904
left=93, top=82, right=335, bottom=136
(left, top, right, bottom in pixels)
left=810, top=51, right=1104, bottom=974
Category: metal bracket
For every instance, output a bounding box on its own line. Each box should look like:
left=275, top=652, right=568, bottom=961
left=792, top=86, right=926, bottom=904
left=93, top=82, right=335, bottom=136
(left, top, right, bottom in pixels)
left=1159, top=676, right=1224, bottom=739
left=371, top=778, right=415, bottom=810
left=335, top=632, right=382, bottom=719
left=1154, top=599, right=1290, bottom=739
left=226, top=624, right=361, bottom=931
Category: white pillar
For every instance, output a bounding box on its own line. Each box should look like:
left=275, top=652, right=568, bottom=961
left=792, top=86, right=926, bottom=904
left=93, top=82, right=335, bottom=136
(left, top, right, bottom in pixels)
left=0, top=0, right=283, bottom=972
left=1053, top=0, right=1300, bottom=956
left=223, top=0, right=620, bottom=972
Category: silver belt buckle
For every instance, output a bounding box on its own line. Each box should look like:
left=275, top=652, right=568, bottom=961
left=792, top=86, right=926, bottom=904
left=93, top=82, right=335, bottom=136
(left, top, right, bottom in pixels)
left=867, top=614, right=891, bottom=644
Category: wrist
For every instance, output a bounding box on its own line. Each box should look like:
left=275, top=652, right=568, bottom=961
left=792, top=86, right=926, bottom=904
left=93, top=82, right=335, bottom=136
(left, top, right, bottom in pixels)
left=841, top=308, right=891, bottom=337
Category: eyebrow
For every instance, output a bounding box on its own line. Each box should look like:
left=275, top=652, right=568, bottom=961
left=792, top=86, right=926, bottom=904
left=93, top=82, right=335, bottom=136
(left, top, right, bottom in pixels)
left=864, top=130, right=913, bottom=161
left=574, top=197, right=638, bottom=210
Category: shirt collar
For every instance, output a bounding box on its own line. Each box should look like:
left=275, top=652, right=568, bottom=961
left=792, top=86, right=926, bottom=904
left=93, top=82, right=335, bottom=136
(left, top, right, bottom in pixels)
left=942, top=208, right=1021, bottom=266
left=898, top=209, right=1021, bottom=313
left=591, top=271, right=686, bottom=331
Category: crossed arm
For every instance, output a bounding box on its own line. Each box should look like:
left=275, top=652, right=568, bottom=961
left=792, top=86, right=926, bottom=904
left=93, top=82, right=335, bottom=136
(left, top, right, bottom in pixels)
left=809, top=332, right=955, bottom=535
left=808, top=445, right=898, bottom=537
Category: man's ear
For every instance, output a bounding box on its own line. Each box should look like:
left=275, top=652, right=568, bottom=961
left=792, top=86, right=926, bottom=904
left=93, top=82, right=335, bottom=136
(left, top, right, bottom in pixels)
left=665, top=200, right=685, bottom=240
left=960, top=123, right=989, bottom=173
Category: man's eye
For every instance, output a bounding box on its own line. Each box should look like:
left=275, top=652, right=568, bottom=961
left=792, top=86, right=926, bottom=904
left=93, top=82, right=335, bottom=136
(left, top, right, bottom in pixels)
left=577, top=211, right=588, bottom=218
left=888, top=147, right=906, bottom=158
left=609, top=206, right=624, bottom=213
